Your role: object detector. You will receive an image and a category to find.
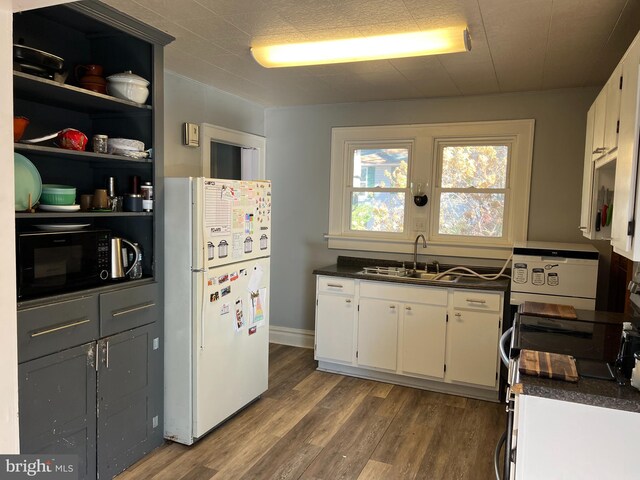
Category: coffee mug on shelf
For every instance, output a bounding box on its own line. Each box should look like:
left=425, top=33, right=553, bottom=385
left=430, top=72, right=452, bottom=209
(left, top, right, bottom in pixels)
left=80, top=194, right=94, bottom=211
left=93, top=188, right=110, bottom=209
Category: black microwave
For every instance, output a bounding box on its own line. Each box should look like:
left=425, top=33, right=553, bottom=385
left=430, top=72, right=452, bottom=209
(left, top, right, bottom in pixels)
left=17, top=229, right=111, bottom=299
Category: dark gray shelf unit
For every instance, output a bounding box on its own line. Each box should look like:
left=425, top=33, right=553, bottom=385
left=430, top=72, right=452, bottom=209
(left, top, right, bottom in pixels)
left=14, top=2, right=173, bottom=479
left=13, top=71, right=152, bottom=113
left=15, top=143, right=153, bottom=164
left=15, top=212, right=154, bottom=218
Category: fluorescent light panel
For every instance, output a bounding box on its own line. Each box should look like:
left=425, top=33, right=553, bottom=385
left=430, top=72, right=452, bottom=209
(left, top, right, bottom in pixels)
left=251, top=27, right=471, bottom=68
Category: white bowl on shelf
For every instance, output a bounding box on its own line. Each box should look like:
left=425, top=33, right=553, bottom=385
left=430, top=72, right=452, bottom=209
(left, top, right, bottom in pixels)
left=106, top=71, right=149, bottom=104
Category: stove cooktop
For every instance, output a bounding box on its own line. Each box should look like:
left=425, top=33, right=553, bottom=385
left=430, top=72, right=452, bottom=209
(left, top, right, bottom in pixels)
left=512, top=314, right=623, bottom=380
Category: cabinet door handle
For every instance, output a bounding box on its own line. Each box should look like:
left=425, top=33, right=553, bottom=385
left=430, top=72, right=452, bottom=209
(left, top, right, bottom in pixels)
left=466, top=298, right=487, bottom=304
left=30, top=318, right=91, bottom=338
left=345, top=299, right=352, bottom=303
left=592, top=147, right=606, bottom=154
left=455, top=312, right=462, bottom=317
left=327, top=283, right=343, bottom=288
left=105, top=340, right=110, bottom=369
left=389, top=305, right=396, bottom=309
left=405, top=306, right=412, bottom=311
left=112, top=302, right=155, bottom=318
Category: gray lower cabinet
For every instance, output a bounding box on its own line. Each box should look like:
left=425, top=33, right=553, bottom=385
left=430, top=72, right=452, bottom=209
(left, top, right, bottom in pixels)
left=19, top=343, right=97, bottom=480
left=18, top=284, right=163, bottom=480
left=97, top=323, right=161, bottom=479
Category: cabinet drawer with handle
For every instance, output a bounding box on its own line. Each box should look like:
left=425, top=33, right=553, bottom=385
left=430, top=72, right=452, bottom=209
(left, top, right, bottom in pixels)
left=452, top=290, right=502, bottom=312
left=18, top=295, right=99, bottom=363
left=100, top=283, right=158, bottom=336
left=317, top=276, right=355, bottom=295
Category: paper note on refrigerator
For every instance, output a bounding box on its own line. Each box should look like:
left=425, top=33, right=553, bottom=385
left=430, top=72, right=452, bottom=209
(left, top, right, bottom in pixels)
left=249, top=287, right=266, bottom=327
left=248, top=265, right=264, bottom=292
left=204, top=182, right=232, bottom=235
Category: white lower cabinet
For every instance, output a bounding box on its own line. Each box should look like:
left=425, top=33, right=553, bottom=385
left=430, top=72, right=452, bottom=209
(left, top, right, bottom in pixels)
left=401, top=302, right=447, bottom=378
left=447, top=290, right=502, bottom=387
left=447, top=309, right=501, bottom=387
left=357, top=298, right=398, bottom=371
left=314, top=278, right=356, bottom=364
left=315, top=276, right=502, bottom=399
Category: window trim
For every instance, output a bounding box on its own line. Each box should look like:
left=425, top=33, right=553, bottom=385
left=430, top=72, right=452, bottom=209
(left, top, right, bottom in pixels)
left=431, top=138, right=515, bottom=245
left=344, top=140, right=414, bottom=238
left=327, top=120, right=534, bottom=259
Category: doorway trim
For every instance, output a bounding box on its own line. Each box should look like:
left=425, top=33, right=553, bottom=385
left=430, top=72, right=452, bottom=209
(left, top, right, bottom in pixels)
left=201, top=123, right=266, bottom=180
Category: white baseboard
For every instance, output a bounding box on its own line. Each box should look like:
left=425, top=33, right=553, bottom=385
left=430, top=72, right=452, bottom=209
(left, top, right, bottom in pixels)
left=269, top=326, right=314, bottom=349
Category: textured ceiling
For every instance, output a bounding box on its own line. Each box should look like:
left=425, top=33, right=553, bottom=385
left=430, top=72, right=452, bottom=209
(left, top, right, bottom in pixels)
left=101, top=0, right=640, bottom=107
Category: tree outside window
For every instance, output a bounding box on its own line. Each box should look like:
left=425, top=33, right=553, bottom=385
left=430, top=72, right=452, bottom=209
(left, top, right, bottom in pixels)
left=350, top=147, right=409, bottom=233
left=437, top=145, right=509, bottom=238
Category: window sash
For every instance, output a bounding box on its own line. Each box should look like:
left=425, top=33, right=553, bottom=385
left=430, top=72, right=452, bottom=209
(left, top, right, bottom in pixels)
left=343, top=141, right=413, bottom=236
left=432, top=140, right=513, bottom=243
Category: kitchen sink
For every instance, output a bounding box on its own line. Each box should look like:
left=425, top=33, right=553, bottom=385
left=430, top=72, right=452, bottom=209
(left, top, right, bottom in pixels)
left=404, top=271, right=460, bottom=282
left=358, top=267, right=460, bottom=283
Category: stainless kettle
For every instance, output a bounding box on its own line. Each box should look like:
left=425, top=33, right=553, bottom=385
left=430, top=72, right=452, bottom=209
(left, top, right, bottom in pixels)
left=110, top=237, right=141, bottom=279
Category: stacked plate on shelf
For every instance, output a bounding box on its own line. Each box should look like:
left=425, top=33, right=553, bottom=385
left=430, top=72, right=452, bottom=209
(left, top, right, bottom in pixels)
left=14, top=152, right=41, bottom=211
left=38, top=184, right=80, bottom=212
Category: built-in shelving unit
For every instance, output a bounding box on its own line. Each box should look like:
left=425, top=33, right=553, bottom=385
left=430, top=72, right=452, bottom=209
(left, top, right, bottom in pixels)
left=13, top=2, right=173, bottom=479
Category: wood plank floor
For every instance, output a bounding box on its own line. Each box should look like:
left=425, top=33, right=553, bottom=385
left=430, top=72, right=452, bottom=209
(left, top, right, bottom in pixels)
left=117, top=344, right=504, bottom=480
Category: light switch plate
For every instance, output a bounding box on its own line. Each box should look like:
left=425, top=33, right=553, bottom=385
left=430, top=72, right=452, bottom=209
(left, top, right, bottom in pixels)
left=183, top=122, right=199, bottom=147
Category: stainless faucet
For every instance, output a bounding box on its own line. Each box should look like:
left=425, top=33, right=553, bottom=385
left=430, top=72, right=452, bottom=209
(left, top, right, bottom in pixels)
left=413, top=234, right=427, bottom=271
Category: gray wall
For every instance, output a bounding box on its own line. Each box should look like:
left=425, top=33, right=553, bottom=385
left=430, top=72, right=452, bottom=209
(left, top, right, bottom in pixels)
left=265, top=87, right=610, bottom=332
left=163, top=71, right=265, bottom=177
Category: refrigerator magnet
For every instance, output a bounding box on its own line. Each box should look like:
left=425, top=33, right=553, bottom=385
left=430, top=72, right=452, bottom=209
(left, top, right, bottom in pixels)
left=230, top=271, right=239, bottom=281
left=221, top=286, right=231, bottom=297
left=235, top=298, right=244, bottom=331
left=248, top=326, right=257, bottom=336
left=210, top=291, right=219, bottom=303
left=218, top=273, right=229, bottom=284
left=220, top=303, right=230, bottom=315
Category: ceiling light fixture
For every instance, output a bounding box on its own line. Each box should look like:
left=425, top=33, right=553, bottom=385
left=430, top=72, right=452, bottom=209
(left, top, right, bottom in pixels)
left=251, top=27, right=471, bottom=68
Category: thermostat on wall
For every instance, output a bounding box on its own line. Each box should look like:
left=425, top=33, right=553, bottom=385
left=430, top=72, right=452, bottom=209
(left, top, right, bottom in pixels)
left=183, top=122, right=199, bottom=147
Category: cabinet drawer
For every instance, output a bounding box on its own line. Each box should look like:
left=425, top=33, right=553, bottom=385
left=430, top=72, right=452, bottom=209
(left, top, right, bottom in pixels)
left=100, top=283, right=158, bottom=336
left=360, top=281, right=447, bottom=306
left=452, top=290, right=502, bottom=312
left=317, top=276, right=355, bottom=295
left=18, top=296, right=99, bottom=363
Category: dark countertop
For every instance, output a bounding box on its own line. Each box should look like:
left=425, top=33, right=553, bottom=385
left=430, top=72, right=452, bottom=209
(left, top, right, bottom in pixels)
left=514, top=309, right=640, bottom=413
left=515, top=361, right=640, bottom=413
left=312, top=256, right=510, bottom=291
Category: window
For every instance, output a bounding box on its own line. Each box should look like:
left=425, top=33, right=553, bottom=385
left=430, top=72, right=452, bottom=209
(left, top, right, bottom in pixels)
left=433, top=142, right=512, bottom=243
left=348, top=145, right=411, bottom=234
left=328, top=121, right=534, bottom=258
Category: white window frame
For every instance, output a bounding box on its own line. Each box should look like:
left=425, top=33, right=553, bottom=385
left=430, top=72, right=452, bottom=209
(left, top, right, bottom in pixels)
left=343, top=140, right=414, bottom=238
left=327, top=120, right=534, bottom=259
left=431, top=138, right=515, bottom=246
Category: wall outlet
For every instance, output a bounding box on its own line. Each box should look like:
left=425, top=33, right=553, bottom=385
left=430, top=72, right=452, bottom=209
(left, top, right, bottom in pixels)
left=414, top=218, right=427, bottom=231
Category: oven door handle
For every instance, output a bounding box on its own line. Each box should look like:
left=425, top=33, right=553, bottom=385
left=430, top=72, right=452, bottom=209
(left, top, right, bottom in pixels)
left=494, top=429, right=507, bottom=480
left=500, top=326, right=513, bottom=368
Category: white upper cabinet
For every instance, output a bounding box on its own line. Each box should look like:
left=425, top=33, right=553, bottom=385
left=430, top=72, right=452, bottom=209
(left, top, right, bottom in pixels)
left=581, top=29, right=640, bottom=259
left=580, top=105, right=596, bottom=238
left=604, top=64, right=623, bottom=155
left=590, top=88, right=608, bottom=160
left=611, top=35, right=640, bottom=258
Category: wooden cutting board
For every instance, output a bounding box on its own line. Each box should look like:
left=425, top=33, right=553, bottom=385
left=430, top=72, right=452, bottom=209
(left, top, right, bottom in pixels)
left=519, top=349, right=579, bottom=382
left=520, top=301, right=577, bottom=319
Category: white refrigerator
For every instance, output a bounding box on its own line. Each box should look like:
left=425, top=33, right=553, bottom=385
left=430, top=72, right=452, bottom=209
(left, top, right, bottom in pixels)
left=164, top=177, right=271, bottom=445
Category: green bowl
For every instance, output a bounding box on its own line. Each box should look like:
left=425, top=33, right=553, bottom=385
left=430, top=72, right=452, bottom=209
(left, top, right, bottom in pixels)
left=40, top=184, right=76, bottom=205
